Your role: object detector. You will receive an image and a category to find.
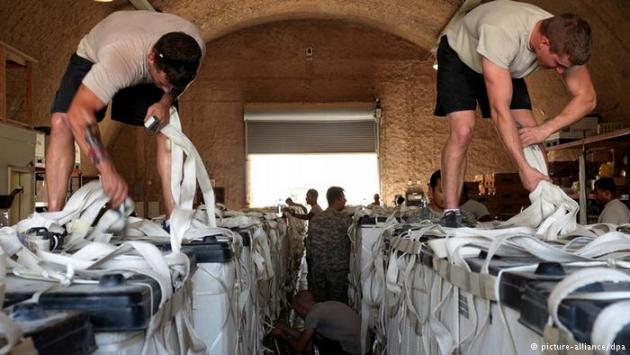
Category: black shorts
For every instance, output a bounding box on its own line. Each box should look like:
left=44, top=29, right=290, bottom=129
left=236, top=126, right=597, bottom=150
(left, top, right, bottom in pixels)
left=433, top=36, right=532, bottom=118
left=51, top=53, right=177, bottom=126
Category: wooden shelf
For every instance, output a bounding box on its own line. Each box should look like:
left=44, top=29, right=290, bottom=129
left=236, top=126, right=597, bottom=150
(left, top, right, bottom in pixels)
left=546, top=127, right=630, bottom=224
left=546, top=128, right=630, bottom=151
left=0, top=41, right=37, bottom=129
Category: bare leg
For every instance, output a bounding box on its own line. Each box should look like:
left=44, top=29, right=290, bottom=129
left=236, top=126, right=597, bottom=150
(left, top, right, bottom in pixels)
left=46, top=113, right=75, bottom=211
left=156, top=132, right=175, bottom=217
left=441, top=110, right=476, bottom=209
left=511, top=109, right=538, bottom=129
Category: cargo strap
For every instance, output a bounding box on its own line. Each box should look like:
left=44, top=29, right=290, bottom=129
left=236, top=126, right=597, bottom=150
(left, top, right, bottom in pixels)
left=591, top=300, right=630, bottom=354
left=547, top=267, right=630, bottom=348
left=0, top=247, right=25, bottom=355
left=497, top=146, right=578, bottom=240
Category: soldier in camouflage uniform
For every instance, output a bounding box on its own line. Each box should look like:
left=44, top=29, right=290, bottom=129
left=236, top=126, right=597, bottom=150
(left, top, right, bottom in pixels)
left=306, top=186, right=352, bottom=304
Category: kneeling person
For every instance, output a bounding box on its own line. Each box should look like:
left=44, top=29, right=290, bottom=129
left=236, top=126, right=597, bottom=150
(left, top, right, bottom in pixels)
left=271, top=290, right=361, bottom=355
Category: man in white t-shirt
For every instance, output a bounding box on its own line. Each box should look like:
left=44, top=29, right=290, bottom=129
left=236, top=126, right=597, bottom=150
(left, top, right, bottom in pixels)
left=460, top=184, right=491, bottom=222
left=271, top=290, right=361, bottom=355
left=46, top=11, right=206, bottom=217
left=594, top=178, right=630, bottom=225
left=434, top=1, right=595, bottom=227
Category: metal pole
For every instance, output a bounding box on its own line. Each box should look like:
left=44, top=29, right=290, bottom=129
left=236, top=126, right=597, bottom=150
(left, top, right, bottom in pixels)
left=579, top=146, right=587, bottom=224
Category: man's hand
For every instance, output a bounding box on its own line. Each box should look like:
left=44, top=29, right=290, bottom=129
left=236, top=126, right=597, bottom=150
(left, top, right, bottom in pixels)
left=519, top=125, right=552, bottom=147
left=519, top=166, right=551, bottom=192
left=100, top=163, right=128, bottom=208
left=145, top=101, right=171, bottom=130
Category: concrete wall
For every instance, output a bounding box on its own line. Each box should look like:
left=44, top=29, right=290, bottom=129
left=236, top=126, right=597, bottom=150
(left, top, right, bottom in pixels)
left=1, top=0, right=629, bottom=209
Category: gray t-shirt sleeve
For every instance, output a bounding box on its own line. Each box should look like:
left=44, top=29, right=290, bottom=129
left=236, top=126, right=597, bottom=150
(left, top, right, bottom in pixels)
left=476, top=24, right=518, bottom=70
left=82, top=43, right=140, bottom=104
left=304, top=307, right=320, bottom=330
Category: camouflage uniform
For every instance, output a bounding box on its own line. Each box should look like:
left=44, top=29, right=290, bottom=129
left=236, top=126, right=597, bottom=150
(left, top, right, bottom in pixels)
left=306, top=207, right=352, bottom=304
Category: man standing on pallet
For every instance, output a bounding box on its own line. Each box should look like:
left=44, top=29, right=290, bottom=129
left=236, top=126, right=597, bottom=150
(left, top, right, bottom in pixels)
left=434, top=0, right=596, bottom=227
left=46, top=11, right=205, bottom=219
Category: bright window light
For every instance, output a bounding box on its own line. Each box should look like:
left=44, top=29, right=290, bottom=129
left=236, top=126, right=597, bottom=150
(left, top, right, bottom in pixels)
left=248, top=153, right=379, bottom=208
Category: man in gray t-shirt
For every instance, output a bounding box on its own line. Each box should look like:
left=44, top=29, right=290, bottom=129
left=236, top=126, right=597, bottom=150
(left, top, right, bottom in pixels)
left=47, top=11, right=205, bottom=216
left=434, top=0, right=595, bottom=228
left=271, top=290, right=361, bottom=355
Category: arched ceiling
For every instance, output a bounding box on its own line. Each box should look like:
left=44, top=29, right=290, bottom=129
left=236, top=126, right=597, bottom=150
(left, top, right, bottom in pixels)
left=0, top=0, right=629, bottom=125
left=151, top=0, right=463, bottom=50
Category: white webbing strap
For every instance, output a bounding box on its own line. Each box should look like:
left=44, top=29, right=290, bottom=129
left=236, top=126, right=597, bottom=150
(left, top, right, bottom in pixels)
left=283, top=208, right=307, bottom=305
left=140, top=279, right=207, bottom=355
left=161, top=108, right=216, bottom=228
left=386, top=224, right=457, bottom=355
left=362, top=215, right=403, bottom=355
left=252, top=226, right=274, bottom=281
left=572, top=231, right=630, bottom=259
left=0, top=312, right=25, bottom=355
left=364, top=222, right=391, bottom=355
left=0, top=228, right=43, bottom=274
left=0, top=246, right=25, bottom=355
left=547, top=267, right=630, bottom=337
left=499, top=145, right=579, bottom=241
left=428, top=276, right=456, bottom=355
left=591, top=300, right=630, bottom=355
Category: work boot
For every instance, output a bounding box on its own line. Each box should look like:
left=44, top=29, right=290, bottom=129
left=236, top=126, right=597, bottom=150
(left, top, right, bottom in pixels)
left=439, top=210, right=462, bottom=228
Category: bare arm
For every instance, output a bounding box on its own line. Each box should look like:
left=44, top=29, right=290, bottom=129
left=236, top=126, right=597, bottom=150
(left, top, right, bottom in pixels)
left=68, top=84, right=128, bottom=207
left=145, top=92, right=175, bottom=128
left=67, top=85, right=106, bottom=161
left=287, top=328, right=315, bottom=354
left=291, top=211, right=313, bottom=220
left=482, top=58, right=549, bottom=191
left=519, top=65, right=596, bottom=146
left=272, top=323, right=314, bottom=354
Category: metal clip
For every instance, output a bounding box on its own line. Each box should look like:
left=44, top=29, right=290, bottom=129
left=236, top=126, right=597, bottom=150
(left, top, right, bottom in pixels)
left=144, top=115, right=161, bottom=135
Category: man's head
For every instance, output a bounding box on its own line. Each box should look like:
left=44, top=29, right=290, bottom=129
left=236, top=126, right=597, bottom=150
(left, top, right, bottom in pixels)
left=149, top=32, right=202, bottom=97
left=429, top=170, right=445, bottom=210
left=291, top=290, right=316, bottom=318
left=306, top=189, right=319, bottom=205
left=285, top=197, right=294, bottom=206
left=326, top=186, right=346, bottom=211
left=594, top=177, right=616, bottom=204
left=373, top=193, right=380, bottom=204
left=535, top=14, right=592, bottom=74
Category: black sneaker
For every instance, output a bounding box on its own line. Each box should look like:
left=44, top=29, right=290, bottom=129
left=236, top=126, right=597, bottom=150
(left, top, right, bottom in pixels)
left=162, top=219, right=171, bottom=233
left=439, top=210, right=462, bottom=228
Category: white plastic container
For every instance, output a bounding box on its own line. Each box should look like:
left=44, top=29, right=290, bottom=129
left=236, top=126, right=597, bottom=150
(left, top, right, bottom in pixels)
left=179, top=237, right=238, bottom=355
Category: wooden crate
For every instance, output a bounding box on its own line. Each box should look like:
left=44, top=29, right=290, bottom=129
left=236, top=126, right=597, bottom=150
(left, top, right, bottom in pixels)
left=485, top=173, right=520, bottom=187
